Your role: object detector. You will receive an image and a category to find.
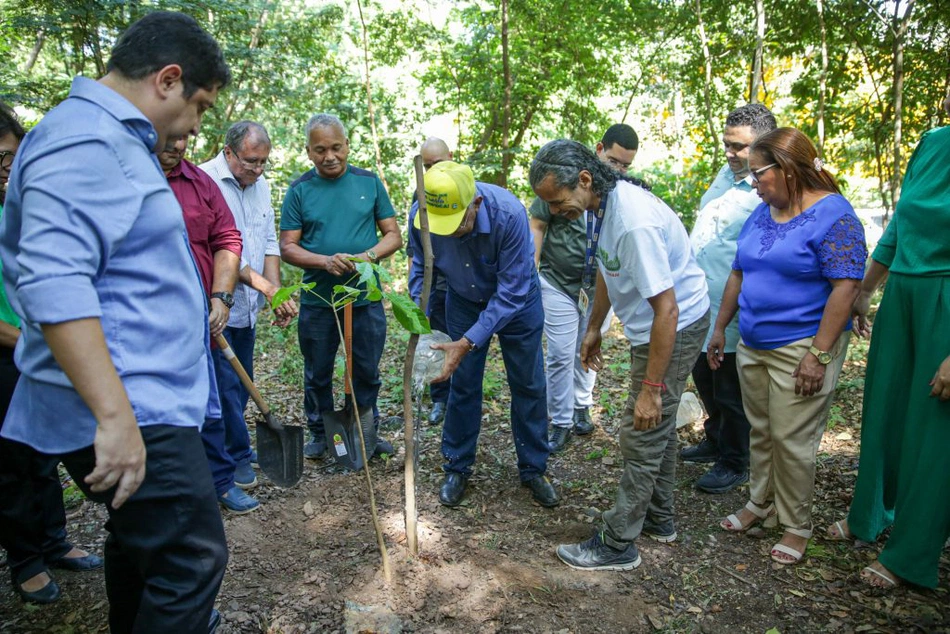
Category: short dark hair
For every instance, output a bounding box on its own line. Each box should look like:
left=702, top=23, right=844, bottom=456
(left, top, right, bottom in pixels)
left=725, top=103, right=777, bottom=137
left=530, top=139, right=649, bottom=198
left=225, top=121, right=271, bottom=152
left=107, top=11, right=231, bottom=97
left=601, top=123, right=639, bottom=151
left=0, top=102, right=25, bottom=141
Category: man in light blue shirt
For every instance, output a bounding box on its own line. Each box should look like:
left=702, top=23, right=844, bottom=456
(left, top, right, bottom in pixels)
left=0, top=12, right=231, bottom=632
left=408, top=161, right=558, bottom=509
left=680, top=103, right=777, bottom=494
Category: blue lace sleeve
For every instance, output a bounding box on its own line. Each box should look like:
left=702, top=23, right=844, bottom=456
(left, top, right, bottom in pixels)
left=818, top=213, right=868, bottom=279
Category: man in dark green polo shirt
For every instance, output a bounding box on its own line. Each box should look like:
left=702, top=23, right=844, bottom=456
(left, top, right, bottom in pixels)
left=279, top=113, right=402, bottom=458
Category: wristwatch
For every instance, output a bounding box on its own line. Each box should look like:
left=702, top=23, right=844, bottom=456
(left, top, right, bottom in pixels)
left=366, top=248, right=379, bottom=264
left=808, top=345, right=832, bottom=365
left=211, top=292, right=235, bottom=309
left=462, top=336, right=477, bottom=352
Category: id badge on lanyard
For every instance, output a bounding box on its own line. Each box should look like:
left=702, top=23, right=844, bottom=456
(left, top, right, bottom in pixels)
left=578, top=196, right=607, bottom=313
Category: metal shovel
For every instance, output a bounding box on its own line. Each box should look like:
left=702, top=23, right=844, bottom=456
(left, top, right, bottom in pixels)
left=214, top=334, right=304, bottom=487
left=322, top=303, right=377, bottom=471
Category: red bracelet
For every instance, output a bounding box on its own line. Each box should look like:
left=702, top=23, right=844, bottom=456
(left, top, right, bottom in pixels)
left=642, top=379, right=667, bottom=391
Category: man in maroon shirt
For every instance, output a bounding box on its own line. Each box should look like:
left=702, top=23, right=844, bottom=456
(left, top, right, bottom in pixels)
left=159, top=135, right=260, bottom=514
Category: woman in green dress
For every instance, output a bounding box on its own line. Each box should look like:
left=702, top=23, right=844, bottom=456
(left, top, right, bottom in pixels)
left=827, top=95, right=950, bottom=589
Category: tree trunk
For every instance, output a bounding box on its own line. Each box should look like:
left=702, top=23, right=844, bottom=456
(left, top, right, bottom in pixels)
left=890, top=0, right=916, bottom=211
left=357, top=0, right=388, bottom=191
left=815, top=0, right=829, bottom=153
left=750, top=0, right=766, bottom=103
left=212, top=3, right=273, bottom=155
left=500, top=0, right=512, bottom=189
left=695, top=0, right=720, bottom=165
left=22, top=31, right=46, bottom=75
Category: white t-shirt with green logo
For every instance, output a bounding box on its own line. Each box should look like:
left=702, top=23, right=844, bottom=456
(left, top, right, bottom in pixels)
left=598, top=181, right=709, bottom=345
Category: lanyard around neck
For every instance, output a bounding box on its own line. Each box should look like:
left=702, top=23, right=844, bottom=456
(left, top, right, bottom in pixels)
left=580, top=194, right=608, bottom=291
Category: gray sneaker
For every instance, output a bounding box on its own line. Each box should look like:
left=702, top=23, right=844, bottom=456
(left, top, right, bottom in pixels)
left=642, top=518, right=677, bottom=543
left=303, top=433, right=326, bottom=460
left=556, top=532, right=641, bottom=571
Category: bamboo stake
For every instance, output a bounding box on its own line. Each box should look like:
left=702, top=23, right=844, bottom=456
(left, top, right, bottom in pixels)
left=404, top=155, right=435, bottom=555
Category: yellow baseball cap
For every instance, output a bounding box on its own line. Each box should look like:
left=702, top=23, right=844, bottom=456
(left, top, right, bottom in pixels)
left=415, top=161, right=476, bottom=235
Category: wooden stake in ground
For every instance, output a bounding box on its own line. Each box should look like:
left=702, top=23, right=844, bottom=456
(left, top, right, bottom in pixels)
left=403, top=155, right=435, bottom=555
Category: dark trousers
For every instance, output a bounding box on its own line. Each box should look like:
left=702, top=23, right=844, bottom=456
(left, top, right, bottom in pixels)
left=298, top=302, right=387, bottom=435
left=214, top=326, right=255, bottom=465
left=0, top=349, right=72, bottom=585
left=442, top=286, right=550, bottom=481
left=428, top=286, right=451, bottom=404
left=60, top=425, right=227, bottom=634
left=691, top=352, right=750, bottom=472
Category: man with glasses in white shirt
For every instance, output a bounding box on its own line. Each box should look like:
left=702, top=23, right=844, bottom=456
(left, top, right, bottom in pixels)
left=201, top=121, right=297, bottom=493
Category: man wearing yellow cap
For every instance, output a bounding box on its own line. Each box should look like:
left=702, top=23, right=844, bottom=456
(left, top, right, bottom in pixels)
left=408, top=161, right=557, bottom=508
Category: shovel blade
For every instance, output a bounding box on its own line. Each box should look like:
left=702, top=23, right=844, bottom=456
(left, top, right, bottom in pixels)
left=323, top=406, right=376, bottom=471
left=257, top=421, right=304, bottom=488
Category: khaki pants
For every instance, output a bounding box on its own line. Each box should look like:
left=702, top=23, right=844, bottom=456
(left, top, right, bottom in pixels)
left=737, top=332, right=849, bottom=531
left=602, top=312, right=709, bottom=547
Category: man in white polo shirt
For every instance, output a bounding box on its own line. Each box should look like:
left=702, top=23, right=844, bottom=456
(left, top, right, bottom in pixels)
left=530, top=139, right=709, bottom=571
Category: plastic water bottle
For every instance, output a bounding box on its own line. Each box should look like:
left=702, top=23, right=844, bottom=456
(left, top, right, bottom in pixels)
left=413, top=330, right=453, bottom=392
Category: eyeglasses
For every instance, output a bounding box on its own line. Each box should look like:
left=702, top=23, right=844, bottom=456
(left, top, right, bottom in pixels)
left=605, top=156, right=632, bottom=172
left=228, top=148, right=267, bottom=170
left=750, top=163, right=778, bottom=183
left=723, top=141, right=749, bottom=154
left=0, top=151, right=15, bottom=170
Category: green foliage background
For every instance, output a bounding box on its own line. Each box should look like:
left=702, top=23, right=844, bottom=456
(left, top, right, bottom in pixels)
left=2, top=0, right=948, bottom=232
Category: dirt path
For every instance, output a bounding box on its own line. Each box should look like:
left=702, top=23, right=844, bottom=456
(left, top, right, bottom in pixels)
left=2, top=329, right=948, bottom=633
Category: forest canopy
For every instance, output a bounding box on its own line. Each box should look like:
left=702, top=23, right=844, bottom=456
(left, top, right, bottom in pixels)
left=2, top=0, right=947, bottom=225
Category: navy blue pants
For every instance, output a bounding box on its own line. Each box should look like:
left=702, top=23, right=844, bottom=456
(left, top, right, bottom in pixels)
left=215, top=326, right=255, bottom=466
left=298, top=302, right=387, bottom=435
left=692, top=352, right=751, bottom=472
left=442, top=286, right=550, bottom=481
left=60, top=425, right=227, bottom=634
left=428, top=285, right=451, bottom=404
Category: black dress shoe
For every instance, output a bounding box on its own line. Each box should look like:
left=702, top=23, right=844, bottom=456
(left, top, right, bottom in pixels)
left=523, top=475, right=559, bottom=507
left=573, top=407, right=594, bottom=435
left=428, top=402, right=447, bottom=425
left=439, top=473, right=469, bottom=507
left=209, top=608, right=221, bottom=633
left=15, top=576, right=61, bottom=604
left=52, top=553, right=104, bottom=572
left=548, top=426, right=571, bottom=453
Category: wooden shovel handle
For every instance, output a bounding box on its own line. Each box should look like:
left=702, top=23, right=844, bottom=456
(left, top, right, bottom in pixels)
left=214, top=334, right=271, bottom=419
left=344, top=302, right=353, bottom=395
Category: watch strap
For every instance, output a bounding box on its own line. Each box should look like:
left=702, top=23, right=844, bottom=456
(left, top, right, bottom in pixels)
left=211, top=292, right=235, bottom=308
left=808, top=345, right=832, bottom=364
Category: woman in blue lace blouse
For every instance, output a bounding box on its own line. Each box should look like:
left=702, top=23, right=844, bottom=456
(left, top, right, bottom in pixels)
left=708, top=127, right=867, bottom=565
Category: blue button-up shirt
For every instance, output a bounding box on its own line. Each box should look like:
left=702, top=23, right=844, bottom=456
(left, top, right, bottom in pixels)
left=200, top=152, right=280, bottom=328
left=0, top=77, right=212, bottom=454
left=690, top=164, right=761, bottom=352
left=408, top=182, right=537, bottom=348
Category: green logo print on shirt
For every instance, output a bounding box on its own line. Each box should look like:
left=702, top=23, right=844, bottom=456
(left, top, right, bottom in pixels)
left=597, top=246, right=621, bottom=272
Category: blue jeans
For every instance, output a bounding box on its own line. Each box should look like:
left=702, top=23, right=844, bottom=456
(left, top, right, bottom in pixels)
left=428, top=286, right=451, bottom=403
left=214, top=326, right=255, bottom=466
left=298, top=302, right=387, bottom=435
left=442, top=286, right=549, bottom=481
